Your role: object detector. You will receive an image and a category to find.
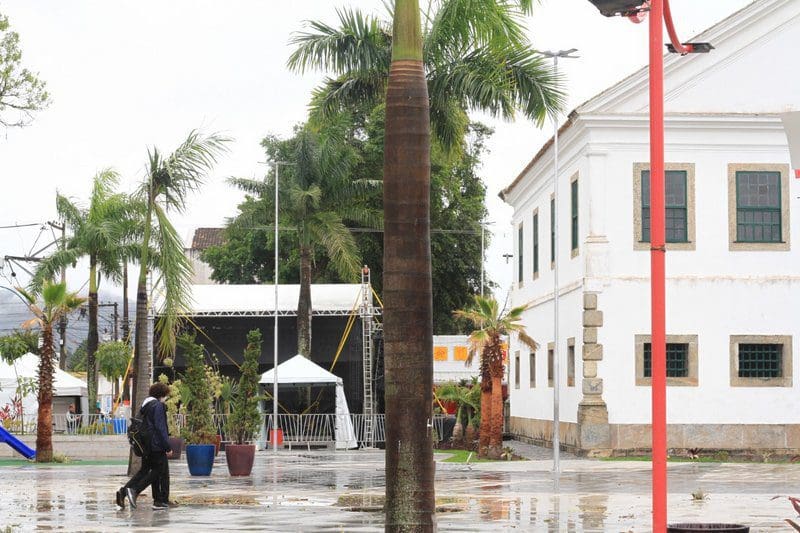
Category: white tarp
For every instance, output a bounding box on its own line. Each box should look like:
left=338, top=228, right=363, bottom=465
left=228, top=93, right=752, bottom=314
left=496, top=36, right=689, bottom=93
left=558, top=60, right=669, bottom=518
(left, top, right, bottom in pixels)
left=0, top=353, right=89, bottom=418
left=155, top=283, right=362, bottom=316
left=260, top=354, right=358, bottom=449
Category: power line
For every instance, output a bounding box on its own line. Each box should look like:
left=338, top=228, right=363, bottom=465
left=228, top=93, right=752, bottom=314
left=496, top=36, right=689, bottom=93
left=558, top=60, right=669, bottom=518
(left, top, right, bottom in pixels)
left=0, top=223, right=43, bottom=230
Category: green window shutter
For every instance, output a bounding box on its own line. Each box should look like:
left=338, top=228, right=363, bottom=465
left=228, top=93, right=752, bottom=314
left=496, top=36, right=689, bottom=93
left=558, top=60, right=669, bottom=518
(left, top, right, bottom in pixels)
left=735, top=171, right=781, bottom=242
left=517, top=224, right=524, bottom=282
left=643, top=343, right=689, bottom=378
left=571, top=180, right=579, bottom=251
left=641, top=170, right=688, bottom=243
left=533, top=214, right=539, bottom=275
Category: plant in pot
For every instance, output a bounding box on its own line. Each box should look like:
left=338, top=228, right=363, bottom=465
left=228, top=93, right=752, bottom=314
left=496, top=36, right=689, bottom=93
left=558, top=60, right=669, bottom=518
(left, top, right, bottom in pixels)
left=204, top=361, right=224, bottom=455
left=157, top=371, right=184, bottom=460
left=179, top=334, right=217, bottom=476
left=225, top=329, right=263, bottom=476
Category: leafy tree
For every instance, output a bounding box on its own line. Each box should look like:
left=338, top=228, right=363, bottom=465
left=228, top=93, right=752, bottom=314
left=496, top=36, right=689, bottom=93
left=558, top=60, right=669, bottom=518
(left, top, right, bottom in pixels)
left=288, top=0, right=562, bottom=153
left=179, top=333, right=215, bottom=445
left=454, top=295, right=537, bottom=459
left=32, top=169, right=139, bottom=413
left=226, top=329, right=263, bottom=444
left=96, top=340, right=130, bottom=401
left=227, top=125, right=380, bottom=356
left=0, top=11, right=50, bottom=128
left=17, top=281, right=85, bottom=462
left=0, top=330, right=39, bottom=363
left=67, top=339, right=87, bottom=372
left=131, top=131, right=229, bottom=411
left=381, top=0, right=436, bottom=528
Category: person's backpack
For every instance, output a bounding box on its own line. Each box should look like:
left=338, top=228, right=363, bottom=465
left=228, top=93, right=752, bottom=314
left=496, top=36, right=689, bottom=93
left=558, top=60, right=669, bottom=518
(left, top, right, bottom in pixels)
left=127, top=403, right=154, bottom=457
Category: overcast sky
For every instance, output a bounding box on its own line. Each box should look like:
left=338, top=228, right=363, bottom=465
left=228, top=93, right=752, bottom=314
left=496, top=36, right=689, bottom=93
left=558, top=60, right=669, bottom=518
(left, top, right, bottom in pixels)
left=0, top=0, right=752, bottom=309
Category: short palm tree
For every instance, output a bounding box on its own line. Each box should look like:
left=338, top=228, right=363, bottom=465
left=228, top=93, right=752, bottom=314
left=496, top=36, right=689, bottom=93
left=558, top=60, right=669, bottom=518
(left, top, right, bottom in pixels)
left=229, top=125, right=380, bottom=357
left=17, top=281, right=84, bottom=462
left=31, top=169, right=139, bottom=412
left=132, top=131, right=230, bottom=409
left=288, top=0, right=563, bottom=152
left=454, top=295, right=537, bottom=459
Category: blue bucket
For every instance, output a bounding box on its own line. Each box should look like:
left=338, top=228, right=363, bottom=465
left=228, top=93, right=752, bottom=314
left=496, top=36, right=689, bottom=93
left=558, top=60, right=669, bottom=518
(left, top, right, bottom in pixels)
left=186, top=444, right=215, bottom=476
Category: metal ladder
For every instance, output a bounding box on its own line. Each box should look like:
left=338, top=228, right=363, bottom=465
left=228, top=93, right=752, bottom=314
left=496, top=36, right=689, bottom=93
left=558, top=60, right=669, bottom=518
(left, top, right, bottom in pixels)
left=360, top=266, right=375, bottom=448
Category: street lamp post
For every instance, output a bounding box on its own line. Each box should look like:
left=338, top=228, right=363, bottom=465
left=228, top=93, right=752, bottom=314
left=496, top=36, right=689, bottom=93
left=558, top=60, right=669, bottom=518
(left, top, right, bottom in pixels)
left=541, top=48, right=578, bottom=476
left=271, top=160, right=289, bottom=454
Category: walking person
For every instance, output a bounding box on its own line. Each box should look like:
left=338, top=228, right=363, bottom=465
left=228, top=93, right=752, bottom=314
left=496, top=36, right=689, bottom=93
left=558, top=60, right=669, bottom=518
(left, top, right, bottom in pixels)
left=116, top=382, right=173, bottom=510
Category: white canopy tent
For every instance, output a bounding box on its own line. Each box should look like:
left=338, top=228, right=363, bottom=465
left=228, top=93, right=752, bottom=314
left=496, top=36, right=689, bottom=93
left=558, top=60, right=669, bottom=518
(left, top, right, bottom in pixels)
left=0, top=353, right=89, bottom=418
left=259, top=354, right=358, bottom=449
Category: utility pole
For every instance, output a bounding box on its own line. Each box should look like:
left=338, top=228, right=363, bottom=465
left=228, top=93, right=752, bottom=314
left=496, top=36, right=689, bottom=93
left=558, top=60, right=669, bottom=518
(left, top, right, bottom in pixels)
left=113, top=302, right=119, bottom=341
left=122, top=263, right=129, bottom=343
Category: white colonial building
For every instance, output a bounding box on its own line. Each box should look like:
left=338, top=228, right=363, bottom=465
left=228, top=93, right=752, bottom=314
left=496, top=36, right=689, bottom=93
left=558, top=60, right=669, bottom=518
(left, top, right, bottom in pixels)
left=501, top=0, right=799, bottom=456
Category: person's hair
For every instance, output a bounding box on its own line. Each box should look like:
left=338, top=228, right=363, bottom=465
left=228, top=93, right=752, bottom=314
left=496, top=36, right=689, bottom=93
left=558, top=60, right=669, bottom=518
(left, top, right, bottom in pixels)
left=149, top=382, right=171, bottom=399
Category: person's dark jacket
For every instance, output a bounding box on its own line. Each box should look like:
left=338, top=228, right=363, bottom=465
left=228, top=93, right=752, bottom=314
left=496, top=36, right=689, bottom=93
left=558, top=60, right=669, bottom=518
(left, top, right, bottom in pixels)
left=141, top=397, right=172, bottom=454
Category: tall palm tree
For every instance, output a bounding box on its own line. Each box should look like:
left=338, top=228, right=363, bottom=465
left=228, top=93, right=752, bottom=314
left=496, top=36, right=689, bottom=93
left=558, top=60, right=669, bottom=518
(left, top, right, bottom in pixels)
left=132, top=131, right=229, bottom=410
left=454, top=295, right=536, bottom=459
left=31, top=170, right=138, bottom=412
left=17, top=281, right=84, bottom=462
left=229, top=125, right=380, bottom=357
left=288, top=0, right=563, bottom=152
left=382, top=1, right=436, bottom=530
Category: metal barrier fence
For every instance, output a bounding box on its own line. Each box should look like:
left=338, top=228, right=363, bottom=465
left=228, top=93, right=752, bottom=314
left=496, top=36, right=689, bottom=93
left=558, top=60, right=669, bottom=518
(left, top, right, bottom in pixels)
left=5, top=413, right=451, bottom=447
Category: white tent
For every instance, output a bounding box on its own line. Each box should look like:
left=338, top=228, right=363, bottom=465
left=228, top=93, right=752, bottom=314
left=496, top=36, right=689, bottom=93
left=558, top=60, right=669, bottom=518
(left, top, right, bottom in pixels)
left=259, top=354, right=358, bottom=449
left=0, top=353, right=89, bottom=418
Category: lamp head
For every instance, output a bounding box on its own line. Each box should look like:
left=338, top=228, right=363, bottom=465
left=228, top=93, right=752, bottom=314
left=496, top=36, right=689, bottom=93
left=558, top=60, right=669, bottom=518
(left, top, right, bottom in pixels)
left=585, top=0, right=648, bottom=17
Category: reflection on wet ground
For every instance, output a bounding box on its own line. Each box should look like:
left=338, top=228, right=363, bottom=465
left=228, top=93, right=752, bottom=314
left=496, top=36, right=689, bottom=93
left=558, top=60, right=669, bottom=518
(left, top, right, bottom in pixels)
left=0, top=444, right=796, bottom=531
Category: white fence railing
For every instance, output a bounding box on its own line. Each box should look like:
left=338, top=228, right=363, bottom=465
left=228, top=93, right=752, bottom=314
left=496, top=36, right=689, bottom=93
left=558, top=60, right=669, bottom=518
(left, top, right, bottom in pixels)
left=4, top=413, right=452, bottom=447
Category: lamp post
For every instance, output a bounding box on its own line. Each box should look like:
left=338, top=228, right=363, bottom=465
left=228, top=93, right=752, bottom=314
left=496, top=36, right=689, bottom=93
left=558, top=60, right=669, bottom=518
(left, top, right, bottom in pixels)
left=271, top=160, right=290, bottom=454
left=540, top=48, right=578, bottom=476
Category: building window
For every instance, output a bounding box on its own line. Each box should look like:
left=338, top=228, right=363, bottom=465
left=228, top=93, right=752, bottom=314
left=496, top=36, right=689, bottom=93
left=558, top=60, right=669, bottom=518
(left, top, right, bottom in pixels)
left=550, top=196, right=555, bottom=268
left=547, top=343, right=554, bottom=387
left=529, top=351, right=536, bottom=388
left=730, top=335, right=792, bottom=387
left=643, top=343, right=689, bottom=378
left=570, top=177, right=579, bottom=256
left=532, top=211, right=539, bottom=278
left=567, top=338, right=575, bottom=387
left=735, top=171, right=781, bottom=243
left=635, top=334, right=698, bottom=386
left=517, top=223, right=524, bottom=284
left=633, top=163, right=695, bottom=251
left=728, top=164, right=790, bottom=251
left=641, top=170, right=687, bottom=243
left=514, top=351, right=520, bottom=389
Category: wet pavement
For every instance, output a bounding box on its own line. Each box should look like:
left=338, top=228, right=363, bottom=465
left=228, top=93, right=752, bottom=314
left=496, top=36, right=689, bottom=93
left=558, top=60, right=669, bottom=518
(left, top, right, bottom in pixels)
left=0, top=442, right=797, bottom=531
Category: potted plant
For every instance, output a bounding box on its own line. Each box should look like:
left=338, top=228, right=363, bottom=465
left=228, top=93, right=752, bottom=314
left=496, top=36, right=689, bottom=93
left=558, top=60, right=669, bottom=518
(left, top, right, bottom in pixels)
left=179, top=334, right=217, bottom=476
left=225, top=329, right=263, bottom=476
left=157, top=371, right=184, bottom=460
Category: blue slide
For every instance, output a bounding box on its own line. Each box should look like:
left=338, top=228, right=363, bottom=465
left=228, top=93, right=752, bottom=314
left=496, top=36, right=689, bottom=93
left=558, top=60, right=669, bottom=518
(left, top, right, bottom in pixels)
left=0, top=425, right=35, bottom=459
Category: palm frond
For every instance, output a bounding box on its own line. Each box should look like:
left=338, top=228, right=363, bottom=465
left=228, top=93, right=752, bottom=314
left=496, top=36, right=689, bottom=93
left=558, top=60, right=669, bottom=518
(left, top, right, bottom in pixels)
left=227, top=176, right=269, bottom=196
left=308, top=74, right=387, bottom=124
left=55, top=193, right=85, bottom=234
left=29, top=248, right=82, bottom=291
left=309, top=211, right=361, bottom=282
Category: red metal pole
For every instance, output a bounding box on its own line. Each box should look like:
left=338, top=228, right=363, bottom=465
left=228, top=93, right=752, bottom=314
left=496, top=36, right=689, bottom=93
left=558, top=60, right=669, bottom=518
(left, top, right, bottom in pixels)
left=649, top=0, right=667, bottom=530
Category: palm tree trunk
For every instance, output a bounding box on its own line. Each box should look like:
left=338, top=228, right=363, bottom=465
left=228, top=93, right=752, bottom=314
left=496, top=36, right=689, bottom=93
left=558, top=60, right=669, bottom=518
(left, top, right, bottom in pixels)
left=122, top=262, right=130, bottom=401
left=132, top=203, right=153, bottom=411
left=488, top=371, right=504, bottom=460
left=479, top=376, right=491, bottom=457
left=297, top=245, right=312, bottom=357
left=36, top=324, right=55, bottom=463
left=87, top=256, right=99, bottom=414
left=383, top=1, right=435, bottom=529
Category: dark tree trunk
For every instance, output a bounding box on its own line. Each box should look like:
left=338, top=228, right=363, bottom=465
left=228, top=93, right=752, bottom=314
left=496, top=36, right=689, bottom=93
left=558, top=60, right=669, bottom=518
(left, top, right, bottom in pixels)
left=36, top=324, right=55, bottom=462
left=383, top=1, right=435, bottom=528
left=133, top=278, right=150, bottom=411
left=479, top=370, right=491, bottom=457
left=487, top=340, right=505, bottom=459
left=297, top=246, right=312, bottom=357
left=87, top=257, right=99, bottom=414
left=122, top=262, right=130, bottom=401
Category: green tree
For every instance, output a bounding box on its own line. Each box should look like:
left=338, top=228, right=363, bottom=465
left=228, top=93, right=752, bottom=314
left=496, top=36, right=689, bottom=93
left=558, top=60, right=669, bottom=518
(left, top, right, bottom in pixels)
left=226, top=329, right=263, bottom=444
left=17, top=281, right=85, bottom=462
left=179, top=333, right=215, bottom=445
left=454, top=295, right=537, bottom=459
left=288, top=0, right=562, bottom=153
left=0, top=11, right=50, bottom=128
left=132, top=131, right=229, bottom=411
left=0, top=330, right=39, bottom=363
left=96, top=340, right=130, bottom=402
left=381, top=0, right=435, bottom=529
left=32, top=169, right=138, bottom=415
left=228, top=125, right=380, bottom=357
left=67, top=339, right=87, bottom=372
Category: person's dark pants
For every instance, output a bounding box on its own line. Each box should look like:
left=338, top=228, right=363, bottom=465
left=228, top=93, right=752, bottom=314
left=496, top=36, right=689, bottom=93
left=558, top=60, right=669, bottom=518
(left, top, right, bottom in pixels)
left=124, top=451, right=169, bottom=503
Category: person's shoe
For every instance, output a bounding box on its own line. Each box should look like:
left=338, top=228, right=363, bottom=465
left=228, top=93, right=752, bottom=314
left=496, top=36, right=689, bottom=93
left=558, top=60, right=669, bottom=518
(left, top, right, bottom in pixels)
left=125, top=488, right=138, bottom=509
left=152, top=501, right=169, bottom=510
left=115, top=488, right=125, bottom=509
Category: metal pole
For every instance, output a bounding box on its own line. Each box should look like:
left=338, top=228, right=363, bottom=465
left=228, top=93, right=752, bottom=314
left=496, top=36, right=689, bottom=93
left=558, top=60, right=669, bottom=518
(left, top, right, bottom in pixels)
left=273, top=161, right=280, bottom=454
left=552, top=53, right=561, bottom=474
left=649, top=0, right=668, bottom=528
left=480, top=219, right=485, bottom=297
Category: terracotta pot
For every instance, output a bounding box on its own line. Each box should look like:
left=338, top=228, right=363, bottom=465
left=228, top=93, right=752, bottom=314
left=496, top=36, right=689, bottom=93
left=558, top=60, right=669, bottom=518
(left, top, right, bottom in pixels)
left=214, top=434, right=221, bottom=456
left=225, top=444, right=256, bottom=476
left=167, top=437, right=184, bottom=460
